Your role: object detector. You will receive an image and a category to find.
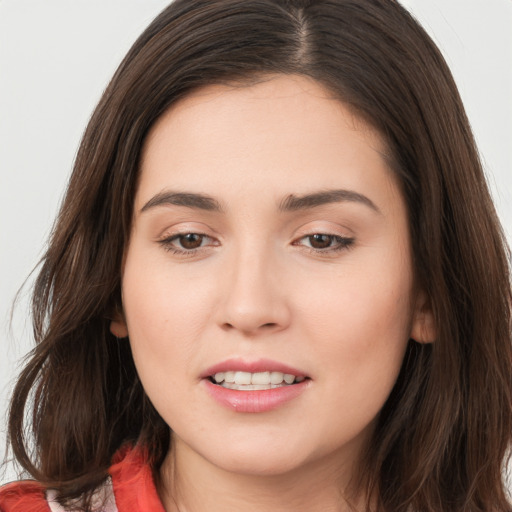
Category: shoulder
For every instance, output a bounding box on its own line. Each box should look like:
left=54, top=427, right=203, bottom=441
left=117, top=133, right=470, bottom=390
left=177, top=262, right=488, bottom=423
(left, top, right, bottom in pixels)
left=0, top=480, right=50, bottom=512
left=108, top=444, right=166, bottom=512
left=0, top=477, right=117, bottom=512
left=0, top=445, right=164, bottom=512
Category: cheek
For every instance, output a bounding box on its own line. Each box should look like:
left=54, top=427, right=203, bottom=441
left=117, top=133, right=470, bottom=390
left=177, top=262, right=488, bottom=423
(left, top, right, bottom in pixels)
left=297, top=255, right=413, bottom=345
left=302, top=278, right=411, bottom=428
left=294, top=250, right=413, bottom=396
left=120, top=249, right=218, bottom=380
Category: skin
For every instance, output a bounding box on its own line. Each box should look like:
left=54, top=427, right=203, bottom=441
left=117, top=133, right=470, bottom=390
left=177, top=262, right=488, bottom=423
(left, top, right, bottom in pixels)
left=111, top=74, right=434, bottom=512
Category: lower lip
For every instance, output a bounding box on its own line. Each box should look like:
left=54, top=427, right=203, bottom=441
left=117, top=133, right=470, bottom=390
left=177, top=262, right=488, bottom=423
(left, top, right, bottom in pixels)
left=203, top=379, right=310, bottom=413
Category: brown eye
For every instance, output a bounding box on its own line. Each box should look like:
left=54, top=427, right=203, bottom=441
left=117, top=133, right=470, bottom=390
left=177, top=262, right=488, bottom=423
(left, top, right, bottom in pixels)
left=294, top=233, right=355, bottom=253
left=159, top=232, right=218, bottom=254
left=308, top=234, right=334, bottom=249
left=178, top=233, right=205, bottom=249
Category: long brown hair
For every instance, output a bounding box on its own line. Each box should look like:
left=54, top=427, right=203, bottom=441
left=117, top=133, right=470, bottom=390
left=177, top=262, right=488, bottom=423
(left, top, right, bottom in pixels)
left=7, top=0, right=512, bottom=510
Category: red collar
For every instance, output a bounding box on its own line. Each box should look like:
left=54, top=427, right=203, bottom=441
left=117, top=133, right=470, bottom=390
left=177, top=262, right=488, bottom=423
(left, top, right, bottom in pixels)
left=109, top=444, right=166, bottom=512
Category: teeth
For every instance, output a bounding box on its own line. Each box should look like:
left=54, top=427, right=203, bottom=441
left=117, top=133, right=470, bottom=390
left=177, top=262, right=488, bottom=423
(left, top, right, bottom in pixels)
left=251, top=371, right=270, bottom=385
left=211, top=370, right=305, bottom=388
left=270, top=371, right=284, bottom=384
left=283, top=374, right=295, bottom=384
left=224, top=371, right=236, bottom=383
left=222, top=382, right=286, bottom=390
left=234, top=371, right=252, bottom=385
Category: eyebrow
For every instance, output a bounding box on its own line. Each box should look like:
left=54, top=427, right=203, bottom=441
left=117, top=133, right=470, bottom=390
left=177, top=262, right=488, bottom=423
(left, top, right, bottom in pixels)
left=140, top=188, right=380, bottom=215
left=140, top=191, right=224, bottom=213
left=279, top=189, right=381, bottom=214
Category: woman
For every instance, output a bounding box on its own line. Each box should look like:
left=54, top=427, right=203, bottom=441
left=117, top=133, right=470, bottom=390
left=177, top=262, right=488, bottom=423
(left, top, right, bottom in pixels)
left=1, top=0, right=511, bottom=510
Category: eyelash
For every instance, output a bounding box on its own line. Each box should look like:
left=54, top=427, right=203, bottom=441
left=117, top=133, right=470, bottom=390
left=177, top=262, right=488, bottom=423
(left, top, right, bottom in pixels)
left=159, top=233, right=215, bottom=257
left=158, top=232, right=355, bottom=257
left=293, top=234, right=355, bottom=254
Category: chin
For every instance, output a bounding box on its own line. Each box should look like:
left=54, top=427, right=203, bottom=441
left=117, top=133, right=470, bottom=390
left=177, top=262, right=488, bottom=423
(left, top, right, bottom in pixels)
left=212, top=450, right=308, bottom=477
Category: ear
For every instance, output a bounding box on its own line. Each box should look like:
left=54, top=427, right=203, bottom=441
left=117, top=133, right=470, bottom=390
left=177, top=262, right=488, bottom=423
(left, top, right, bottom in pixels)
left=110, top=308, right=129, bottom=338
left=410, top=290, right=436, bottom=344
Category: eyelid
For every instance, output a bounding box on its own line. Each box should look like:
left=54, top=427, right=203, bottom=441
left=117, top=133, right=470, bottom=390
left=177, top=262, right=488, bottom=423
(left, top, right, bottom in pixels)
left=290, top=222, right=356, bottom=255
left=155, top=220, right=218, bottom=238
left=155, top=221, right=221, bottom=258
left=292, top=233, right=355, bottom=254
left=158, top=233, right=220, bottom=259
left=291, top=221, right=354, bottom=241
left=156, top=222, right=355, bottom=258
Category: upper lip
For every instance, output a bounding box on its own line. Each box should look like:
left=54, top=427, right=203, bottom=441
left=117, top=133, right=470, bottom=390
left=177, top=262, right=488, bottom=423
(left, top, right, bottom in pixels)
left=201, top=358, right=308, bottom=379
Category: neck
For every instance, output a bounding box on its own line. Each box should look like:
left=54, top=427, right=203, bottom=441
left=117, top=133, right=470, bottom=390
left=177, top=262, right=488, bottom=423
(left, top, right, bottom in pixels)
left=157, top=435, right=372, bottom=512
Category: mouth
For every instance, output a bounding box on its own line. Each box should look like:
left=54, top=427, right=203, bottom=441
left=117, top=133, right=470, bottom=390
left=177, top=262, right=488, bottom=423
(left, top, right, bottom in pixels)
left=209, top=371, right=307, bottom=391
left=202, top=360, right=310, bottom=412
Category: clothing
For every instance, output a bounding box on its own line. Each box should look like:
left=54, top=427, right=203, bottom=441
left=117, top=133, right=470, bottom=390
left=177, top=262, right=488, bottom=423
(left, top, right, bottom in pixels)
left=0, top=446, right=166, bottom=512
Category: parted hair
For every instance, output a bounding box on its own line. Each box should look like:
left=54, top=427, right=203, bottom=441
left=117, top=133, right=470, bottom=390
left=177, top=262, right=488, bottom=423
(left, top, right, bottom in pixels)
left=7, top=0, right=512, bottom=510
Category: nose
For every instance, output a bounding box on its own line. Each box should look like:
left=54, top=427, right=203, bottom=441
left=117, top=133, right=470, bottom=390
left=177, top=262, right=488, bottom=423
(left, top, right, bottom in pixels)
left=216, top=246, right=291, bottom=336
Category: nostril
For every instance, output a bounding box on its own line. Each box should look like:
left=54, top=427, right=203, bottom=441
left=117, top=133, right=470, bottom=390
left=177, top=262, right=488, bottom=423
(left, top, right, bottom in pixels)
left=221, top=321, right=279, bottom=334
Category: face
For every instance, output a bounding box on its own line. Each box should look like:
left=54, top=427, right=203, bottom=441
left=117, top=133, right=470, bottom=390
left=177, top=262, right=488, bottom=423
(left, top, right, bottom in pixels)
left=112, top=74, right=433, bottom=479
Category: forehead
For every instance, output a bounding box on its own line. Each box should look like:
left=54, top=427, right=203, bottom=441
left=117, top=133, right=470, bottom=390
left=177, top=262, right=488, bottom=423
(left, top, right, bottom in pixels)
left=145, top=74, right=383, bottom=153
left=137, top=74, right=397, bottom=212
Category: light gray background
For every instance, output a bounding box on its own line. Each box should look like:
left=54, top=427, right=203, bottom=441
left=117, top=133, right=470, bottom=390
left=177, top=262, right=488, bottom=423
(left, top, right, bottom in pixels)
left=1, top=0, right=511, bottom=485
